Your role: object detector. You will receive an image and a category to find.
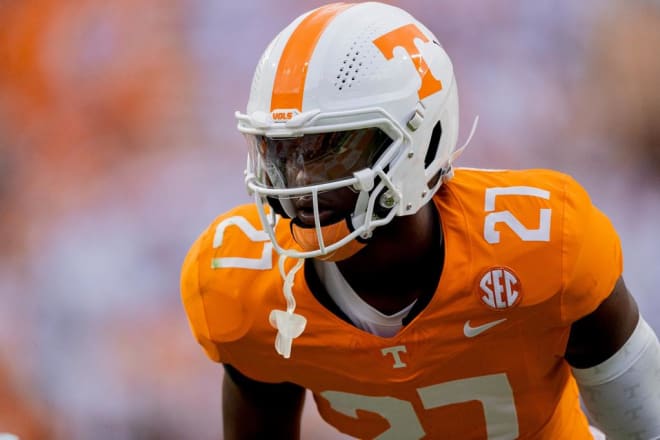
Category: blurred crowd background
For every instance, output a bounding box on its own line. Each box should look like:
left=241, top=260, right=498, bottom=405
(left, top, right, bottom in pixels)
left=0, top=1, right=658, bottom=439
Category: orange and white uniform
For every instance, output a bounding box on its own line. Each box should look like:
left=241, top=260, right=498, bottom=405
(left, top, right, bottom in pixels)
left=181, top=168, right=622, bottom=439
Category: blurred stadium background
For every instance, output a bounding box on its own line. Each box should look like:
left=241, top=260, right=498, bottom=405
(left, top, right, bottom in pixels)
left=0, top=1, right=658, bottom=439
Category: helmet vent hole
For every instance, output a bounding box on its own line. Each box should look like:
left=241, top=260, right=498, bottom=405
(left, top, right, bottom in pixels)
left=333, top=23, right=379, bottom=92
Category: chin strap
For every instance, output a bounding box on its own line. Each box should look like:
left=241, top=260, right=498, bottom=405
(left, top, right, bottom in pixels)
left=443, top=115, right=479, bottom=181
left=291, top=219, right=366, bottom=262
left=453, top=115, right=479, bottom=162
left=269, top=255, right=307, bottom=358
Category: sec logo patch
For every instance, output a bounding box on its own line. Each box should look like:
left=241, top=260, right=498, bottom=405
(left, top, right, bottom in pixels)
left=477, top=267, right=522, bottom=310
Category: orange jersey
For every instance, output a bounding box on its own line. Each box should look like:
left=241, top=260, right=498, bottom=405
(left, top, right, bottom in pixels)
left=181, top=168, right=622, bottom=439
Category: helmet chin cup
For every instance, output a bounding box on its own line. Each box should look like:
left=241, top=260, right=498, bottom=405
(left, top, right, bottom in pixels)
left=290, top=219, right=366, bottom=262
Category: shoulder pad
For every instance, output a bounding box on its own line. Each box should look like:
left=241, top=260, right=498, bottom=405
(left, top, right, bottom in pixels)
left=181, top=205, right=287, bottom=350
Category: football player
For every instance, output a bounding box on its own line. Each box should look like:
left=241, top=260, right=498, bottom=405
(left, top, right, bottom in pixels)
left=181, top=2, right=660, bottom=439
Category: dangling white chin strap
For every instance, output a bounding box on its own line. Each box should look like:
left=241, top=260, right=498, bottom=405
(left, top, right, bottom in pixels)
left=269, top=255, right=307, bottom=358
left=444, top=115, right=479, bottom=181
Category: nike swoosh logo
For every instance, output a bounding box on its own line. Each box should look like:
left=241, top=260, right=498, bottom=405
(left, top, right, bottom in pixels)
left=463, top=318, right=507, bottom=338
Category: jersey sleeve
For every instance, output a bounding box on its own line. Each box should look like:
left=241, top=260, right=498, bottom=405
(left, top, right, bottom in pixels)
left=560, top=176, right=623, bottom=324
left=180, top=223, right=224, bottom=362
left=180, top=209, right=262, bottom=364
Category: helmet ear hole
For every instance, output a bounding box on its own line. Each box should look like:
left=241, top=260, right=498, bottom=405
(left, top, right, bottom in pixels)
left=424, top=121, right=442, bottom=168
left=424, top=121, right=443, bottom=190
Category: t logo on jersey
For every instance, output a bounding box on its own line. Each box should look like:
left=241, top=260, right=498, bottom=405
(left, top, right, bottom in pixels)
left=381, top=345, right=408, bottom=368
left=373, top=23, right=443, bottom=100
left=478, top=267, right=522, bottom=310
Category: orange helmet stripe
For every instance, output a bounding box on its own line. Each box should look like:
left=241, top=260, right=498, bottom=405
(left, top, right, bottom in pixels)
left=271, top=3, right=355, bottom=112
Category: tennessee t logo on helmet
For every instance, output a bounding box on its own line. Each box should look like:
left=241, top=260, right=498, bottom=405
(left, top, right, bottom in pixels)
left=373, top=23, right=444, bottom=100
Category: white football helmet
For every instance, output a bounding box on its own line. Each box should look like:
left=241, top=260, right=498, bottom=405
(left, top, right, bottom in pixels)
left=237, top=1, right=460, bottom=260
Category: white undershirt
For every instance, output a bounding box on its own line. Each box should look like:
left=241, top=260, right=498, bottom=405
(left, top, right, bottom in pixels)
left=313, top=259, right=416, bottom=337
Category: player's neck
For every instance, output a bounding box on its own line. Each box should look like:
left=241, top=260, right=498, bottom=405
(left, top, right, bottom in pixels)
left=336, top=202, right=443, bottom=296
